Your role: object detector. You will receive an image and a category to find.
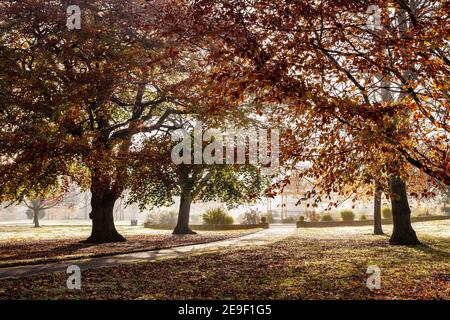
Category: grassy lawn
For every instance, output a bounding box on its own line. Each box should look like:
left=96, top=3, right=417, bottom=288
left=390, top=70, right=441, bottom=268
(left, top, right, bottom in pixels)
left=0, top=225, right=261, bottom=267
left=0, top=220, right=448, bottom=300
left=0, top=224, right=180, bottom=241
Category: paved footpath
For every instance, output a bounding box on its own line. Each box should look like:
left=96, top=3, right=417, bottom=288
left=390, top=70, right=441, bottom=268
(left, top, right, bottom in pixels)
left=0, top=225, right=295, bottom=279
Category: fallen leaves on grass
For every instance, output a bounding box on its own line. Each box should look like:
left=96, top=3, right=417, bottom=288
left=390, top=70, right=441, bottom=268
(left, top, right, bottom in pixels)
left=0, top=230, right=259, bottom=267
left=0, top=230, right=448, bottom=300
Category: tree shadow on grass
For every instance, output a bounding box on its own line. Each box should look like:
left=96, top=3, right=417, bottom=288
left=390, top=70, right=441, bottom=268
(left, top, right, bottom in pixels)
left=49, top=242, right=98, bottom=255
left=372, top=232, right=450, bottom=259
left=32, top=242, right=103, bottom=262
left=409, top=242, right=450, bottom=260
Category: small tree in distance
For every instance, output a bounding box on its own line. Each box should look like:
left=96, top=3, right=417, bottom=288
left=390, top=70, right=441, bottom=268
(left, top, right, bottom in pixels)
left=24, top=197, right=61, bottom=228
left=23, top=185, right=80, bottom=227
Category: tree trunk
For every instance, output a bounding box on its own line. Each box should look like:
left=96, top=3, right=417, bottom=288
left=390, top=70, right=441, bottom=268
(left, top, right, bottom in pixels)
left=173, top=193, right=196, bottom=235
left=373, top=186, right=383, bottom=235
left=83, top=189, right=126, bottom=243
left=389, top=175, right=420, bottom=245
left=33, top=208, right=40, bottom=228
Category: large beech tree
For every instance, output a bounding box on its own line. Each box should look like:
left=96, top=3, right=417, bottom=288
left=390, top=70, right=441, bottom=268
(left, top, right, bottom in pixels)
left=156, top=0, right=449, bottom=244
left=0, top=0, right=195, bottom=242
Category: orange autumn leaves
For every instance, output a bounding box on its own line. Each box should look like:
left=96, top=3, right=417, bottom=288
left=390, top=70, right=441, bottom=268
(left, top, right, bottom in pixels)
left=153, top=0, right=449, bottom=202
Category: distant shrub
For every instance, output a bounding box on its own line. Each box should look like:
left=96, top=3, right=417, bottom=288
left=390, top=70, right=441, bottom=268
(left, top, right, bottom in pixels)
left=203, top=208, right=233, bottom=225
left=359, top=214, right=367, bottom=221
left=382, top=207, right=392, bottom=219
left=321, top=213, right=333, bottom=222
left=298, top=216, right=305, bottom=222
left=340, top=210, right=355, bottom=222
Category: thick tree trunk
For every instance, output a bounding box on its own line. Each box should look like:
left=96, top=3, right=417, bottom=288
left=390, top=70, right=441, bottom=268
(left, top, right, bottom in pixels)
left=83, top=189, right=126, bottom=243
left=389, top=176, right=420, bottom=245
left=33, top=208, right=40, bottom=228
left=173, top=193, right=196, bottom=235
left=373, top=186, right=383, bottom=235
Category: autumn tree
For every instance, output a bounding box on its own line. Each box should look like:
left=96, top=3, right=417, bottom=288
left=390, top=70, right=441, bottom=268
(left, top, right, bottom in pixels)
left=0, top=0, right=197, bottom=242
left=157, top=0, right=449, bottom=244
left=24, top=197, right=61, bottom=228
left=128, top=128, right=269, bottom=234
left=23, top=186, right=79, bottom=227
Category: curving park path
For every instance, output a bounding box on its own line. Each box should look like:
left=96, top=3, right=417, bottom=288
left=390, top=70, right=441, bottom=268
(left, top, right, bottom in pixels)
left=0, top=224, right=295, bottom=279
